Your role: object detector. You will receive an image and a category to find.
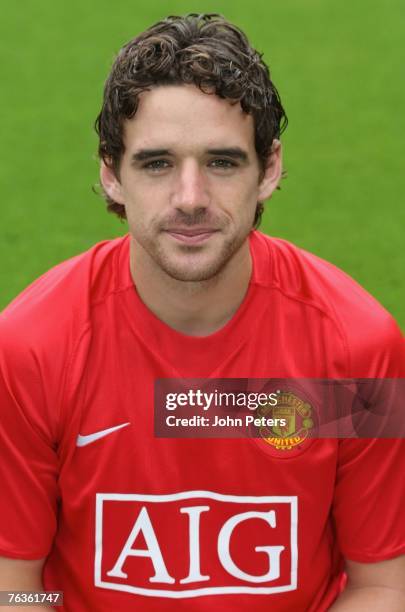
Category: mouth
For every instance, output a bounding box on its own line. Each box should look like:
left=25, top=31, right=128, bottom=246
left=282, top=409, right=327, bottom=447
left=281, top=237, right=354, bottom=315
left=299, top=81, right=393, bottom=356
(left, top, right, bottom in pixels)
left=164, top=228, right=220, bottom=245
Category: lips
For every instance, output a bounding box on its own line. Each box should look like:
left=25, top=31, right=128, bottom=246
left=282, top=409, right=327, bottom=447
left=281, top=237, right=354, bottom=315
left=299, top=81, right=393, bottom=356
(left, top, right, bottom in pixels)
left=164, top=228, right=219, bottom=245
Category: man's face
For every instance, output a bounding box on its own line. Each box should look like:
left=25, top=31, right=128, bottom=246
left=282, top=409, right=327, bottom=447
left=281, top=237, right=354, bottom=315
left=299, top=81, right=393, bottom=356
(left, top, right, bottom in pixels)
left=102, top=85, right=281, bottom=282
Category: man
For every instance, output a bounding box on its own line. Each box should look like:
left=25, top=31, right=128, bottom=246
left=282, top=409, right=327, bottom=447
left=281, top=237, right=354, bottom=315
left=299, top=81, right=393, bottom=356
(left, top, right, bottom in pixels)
left=0, top=13, right=404, bottom=611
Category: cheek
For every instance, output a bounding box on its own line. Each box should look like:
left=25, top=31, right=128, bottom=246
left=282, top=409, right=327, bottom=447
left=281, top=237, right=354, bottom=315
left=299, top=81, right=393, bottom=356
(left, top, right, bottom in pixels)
left=125, top=204, right=152, bottom=230
left=223, top=182, right=259, bottom=221
left=120, top=181, right=159, bottom=222
left=122, top=176, right=169, bottom=212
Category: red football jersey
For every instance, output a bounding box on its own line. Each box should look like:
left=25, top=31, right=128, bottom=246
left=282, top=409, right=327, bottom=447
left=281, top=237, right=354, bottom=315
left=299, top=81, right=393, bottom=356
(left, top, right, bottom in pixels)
left=0, top=231, right=404, bottom=611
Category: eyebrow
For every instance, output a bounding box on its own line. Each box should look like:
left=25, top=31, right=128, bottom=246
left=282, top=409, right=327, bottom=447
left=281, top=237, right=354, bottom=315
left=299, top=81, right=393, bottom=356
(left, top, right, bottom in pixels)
left=130, top=147, right=249, bottom=164
left=206, top=147, right=249, bottom=162
left=131, top=149, right=171, bottom=162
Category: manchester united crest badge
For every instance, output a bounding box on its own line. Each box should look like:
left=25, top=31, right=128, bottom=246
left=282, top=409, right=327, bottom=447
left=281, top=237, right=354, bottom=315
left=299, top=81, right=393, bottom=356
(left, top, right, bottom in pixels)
left=255, top=391, right=315, bottom=454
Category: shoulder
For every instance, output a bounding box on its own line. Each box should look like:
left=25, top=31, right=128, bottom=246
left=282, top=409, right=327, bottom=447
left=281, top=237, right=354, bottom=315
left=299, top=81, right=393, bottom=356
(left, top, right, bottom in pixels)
left=251, top=231, right=405, bottom=376
left=0, top=235, right=130, bottom=371
left=2, top=235, right=129, bottom=330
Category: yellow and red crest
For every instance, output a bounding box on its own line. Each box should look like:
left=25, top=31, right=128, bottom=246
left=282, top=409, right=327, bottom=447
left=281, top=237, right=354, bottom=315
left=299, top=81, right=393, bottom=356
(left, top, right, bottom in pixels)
left=257, top=391, right=314, bottom=451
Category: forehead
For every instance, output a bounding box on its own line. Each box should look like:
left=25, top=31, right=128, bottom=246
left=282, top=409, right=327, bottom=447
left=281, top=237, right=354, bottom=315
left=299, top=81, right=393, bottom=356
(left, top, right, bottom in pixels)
left=122, top=84, right=256, bottom=154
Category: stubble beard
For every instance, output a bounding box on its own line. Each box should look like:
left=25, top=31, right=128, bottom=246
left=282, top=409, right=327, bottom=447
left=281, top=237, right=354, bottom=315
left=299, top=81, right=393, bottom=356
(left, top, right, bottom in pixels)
left=144, top=228, right=249, bottom=283
left=131, top=205, right=254, bottom=283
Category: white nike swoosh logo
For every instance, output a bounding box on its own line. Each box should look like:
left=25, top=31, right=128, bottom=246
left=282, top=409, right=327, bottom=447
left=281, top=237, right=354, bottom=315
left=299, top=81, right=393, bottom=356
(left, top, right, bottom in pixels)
left=76, top=422, right=130, bottom=447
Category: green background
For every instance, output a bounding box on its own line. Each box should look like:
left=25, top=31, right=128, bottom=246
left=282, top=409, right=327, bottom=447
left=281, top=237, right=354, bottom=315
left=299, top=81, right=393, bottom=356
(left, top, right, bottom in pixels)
left=1, top=0, right=404, bottom=329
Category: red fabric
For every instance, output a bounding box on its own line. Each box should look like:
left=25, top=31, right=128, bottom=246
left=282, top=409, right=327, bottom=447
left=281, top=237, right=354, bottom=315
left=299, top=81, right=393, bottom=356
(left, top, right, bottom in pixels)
left=0, top=230, right=404, bottom=611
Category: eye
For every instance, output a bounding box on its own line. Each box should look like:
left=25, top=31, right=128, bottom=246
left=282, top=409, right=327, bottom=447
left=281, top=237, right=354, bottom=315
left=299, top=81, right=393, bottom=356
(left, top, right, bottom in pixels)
left=143, top=159, right=171, bottom=171
left=209, top=159, right=238, bottom=169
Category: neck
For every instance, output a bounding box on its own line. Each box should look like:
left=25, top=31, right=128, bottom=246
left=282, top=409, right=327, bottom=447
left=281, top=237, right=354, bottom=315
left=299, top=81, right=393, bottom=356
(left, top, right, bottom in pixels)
left=129, top=237, right=252, bottom=337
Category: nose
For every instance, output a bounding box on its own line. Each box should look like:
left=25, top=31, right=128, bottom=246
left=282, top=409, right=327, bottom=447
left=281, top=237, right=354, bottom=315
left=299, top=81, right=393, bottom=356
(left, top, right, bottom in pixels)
left=171, top=159, right=210, bottom=213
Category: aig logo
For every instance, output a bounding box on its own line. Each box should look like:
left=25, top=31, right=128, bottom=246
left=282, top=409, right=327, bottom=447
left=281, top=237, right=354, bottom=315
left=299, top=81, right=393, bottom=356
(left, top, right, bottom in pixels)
left=95, top=491, right=298, bottom=598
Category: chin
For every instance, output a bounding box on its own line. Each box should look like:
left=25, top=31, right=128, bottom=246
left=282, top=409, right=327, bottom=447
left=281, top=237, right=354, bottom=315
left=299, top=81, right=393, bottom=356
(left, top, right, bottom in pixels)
left=151, top=233, right=248, bottom=282
left=159, top=255, right=229, bottom=283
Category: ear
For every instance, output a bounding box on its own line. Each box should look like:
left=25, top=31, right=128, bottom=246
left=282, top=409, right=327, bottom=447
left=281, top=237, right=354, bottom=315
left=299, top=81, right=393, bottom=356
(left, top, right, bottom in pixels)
left=257, top=139, right=283, bottom=201
left=100, top=161, right=125, bottom=205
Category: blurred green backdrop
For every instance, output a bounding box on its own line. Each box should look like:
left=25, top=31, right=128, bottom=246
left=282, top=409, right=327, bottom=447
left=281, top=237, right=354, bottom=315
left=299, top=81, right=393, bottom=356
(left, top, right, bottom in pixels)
left=1, top=0, right=404, bottom=329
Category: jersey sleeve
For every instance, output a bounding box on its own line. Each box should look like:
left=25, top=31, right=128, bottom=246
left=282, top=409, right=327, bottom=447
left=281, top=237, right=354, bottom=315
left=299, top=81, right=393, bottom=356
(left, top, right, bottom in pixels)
left=0, top=324, right=59, bottom=559
left=332, top=437, right=405, bottom=562
left=0, top=241, right=107, bottom=560
left=333, top=315, right=405, bottom=562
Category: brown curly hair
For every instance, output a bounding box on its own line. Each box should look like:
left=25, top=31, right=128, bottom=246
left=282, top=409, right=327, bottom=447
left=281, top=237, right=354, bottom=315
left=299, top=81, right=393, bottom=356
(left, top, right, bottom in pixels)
left=95, top=13, right=288, bottom=227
